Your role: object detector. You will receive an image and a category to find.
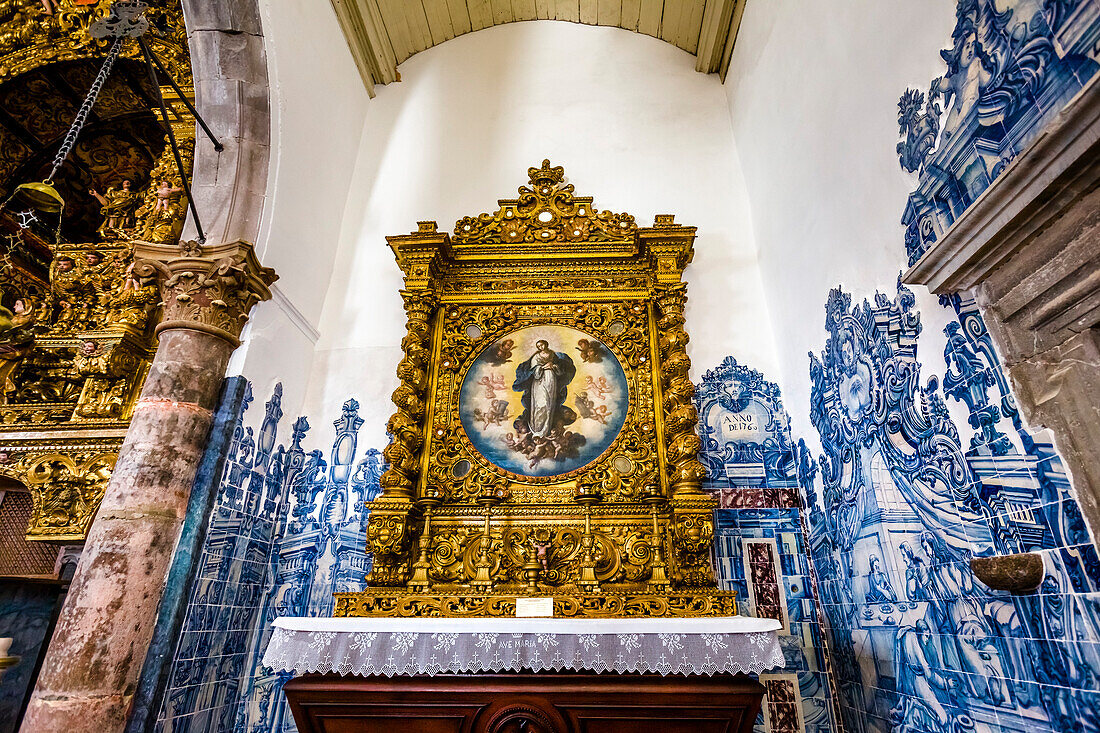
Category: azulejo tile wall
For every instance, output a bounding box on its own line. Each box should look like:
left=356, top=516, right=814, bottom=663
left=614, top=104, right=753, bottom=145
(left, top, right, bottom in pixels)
left=156, top=384, right=383, bottom=733
left=898, top=0, right=1100, bottom=264
left=800, top=4, right=1100, bottom=733
left=697, top=357, right=838, bottom=733
left=806, top=280, right=1100, bottom=733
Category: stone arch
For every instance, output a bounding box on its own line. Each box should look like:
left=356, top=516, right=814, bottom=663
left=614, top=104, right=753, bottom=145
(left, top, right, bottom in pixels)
left=180, top=1, right=271, bottom=246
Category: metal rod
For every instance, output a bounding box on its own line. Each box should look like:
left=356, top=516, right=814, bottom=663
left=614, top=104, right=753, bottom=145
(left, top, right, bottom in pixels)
left=141, top=40, right=223, bottom=152
left=138, top=36, right=207, bottom=244
left=47, top=37, right=124, bottom=182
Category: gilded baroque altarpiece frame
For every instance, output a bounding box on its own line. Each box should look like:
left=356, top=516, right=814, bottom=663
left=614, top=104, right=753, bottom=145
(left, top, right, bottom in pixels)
left=0, top=0, right=193, bottom=543
left=337, top=161, right=735, bottom=618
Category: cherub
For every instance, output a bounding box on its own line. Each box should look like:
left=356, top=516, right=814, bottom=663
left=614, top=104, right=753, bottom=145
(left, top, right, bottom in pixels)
left=483, top=338, right=514, bottom=366
left=575, top=338, right=604, bottom=363
left=0, top=296, right=34, bottom=336
left=530, top=537, right=551, bottom=573
left=584, top=375, right=612, bottom=400
left=575, top=391, right=609, bottom=425
left=473, top=399, right=508, bottom=429
left=476, top=373, right=505, bottom=399
left=153, top=180, right=184, bottom=212
left=526, top=436, right=557, bottom=469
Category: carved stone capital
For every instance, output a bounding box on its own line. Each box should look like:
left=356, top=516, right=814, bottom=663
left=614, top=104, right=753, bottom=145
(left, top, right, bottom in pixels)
left=133, top=239, right=278, bottom=347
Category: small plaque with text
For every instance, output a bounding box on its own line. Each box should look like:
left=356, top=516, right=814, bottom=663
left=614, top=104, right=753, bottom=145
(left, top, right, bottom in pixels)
left=515, top=597, right=554, bottom=617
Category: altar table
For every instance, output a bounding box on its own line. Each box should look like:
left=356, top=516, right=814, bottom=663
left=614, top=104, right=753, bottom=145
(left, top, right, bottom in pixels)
left=265, top=616, right=784, bottom=733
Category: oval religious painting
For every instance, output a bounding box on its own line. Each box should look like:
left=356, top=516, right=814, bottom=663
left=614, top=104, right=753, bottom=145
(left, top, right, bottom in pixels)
left=458, top=325, right=629, bottom=478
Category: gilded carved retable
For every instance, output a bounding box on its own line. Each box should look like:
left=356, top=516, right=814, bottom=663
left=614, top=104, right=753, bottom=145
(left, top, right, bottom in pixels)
left=0, top=0, right=197, bottom=542
left=338, top=161, right=735, bottom=618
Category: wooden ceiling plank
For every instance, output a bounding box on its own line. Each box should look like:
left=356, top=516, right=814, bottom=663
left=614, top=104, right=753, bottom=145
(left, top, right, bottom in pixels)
left=377, top=0, right=413, bottom=63
left=534, top=0, right=553, bottom=18
left=637, top=0, right=661, bottom=36
left=512, top=0, right=538, bottom=21
left=718, top=0, right=747, bottom=81
left=444, top=0, right=473, bottom=35
left=659, top=0, right=681, bottom=43
left=468, top=0, right=495, bottom=29
left=596, top=0, right=620, bottom=26
left=491, top=0, right=514, bottom=24
left=580, top=0, right=598, bottom=24
left=620, top=0, right=641, bottom=31
left=422, top=0, right=455, bottom=44
left=695, top=0, right=731, bottom=72
left=671, top=0, right=695, bottom=50
left=680, top=0, right=705, bottom=53
left=404, top=0, right=434, bottom=52
left=554, top=0, right=580, bottom=21
left=327, top=0, right=396, bottom=94
left=364, top=0, right=399, bottom=82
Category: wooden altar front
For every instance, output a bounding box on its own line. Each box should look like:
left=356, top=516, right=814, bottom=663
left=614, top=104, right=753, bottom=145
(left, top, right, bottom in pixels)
left=283, top=672, right=765, bottom=733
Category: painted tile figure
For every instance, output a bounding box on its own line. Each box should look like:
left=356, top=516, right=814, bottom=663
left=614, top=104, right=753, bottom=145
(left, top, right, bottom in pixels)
left=808, top=282, right=1100, bottom=733
left=459, top=325, right=628, bottom=477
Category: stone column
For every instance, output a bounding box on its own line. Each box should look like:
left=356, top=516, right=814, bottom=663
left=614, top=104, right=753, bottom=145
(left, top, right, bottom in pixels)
left=21, top=240, right=276, bottom=733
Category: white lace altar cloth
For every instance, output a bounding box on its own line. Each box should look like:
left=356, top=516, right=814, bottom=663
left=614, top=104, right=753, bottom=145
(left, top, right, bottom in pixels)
left=262, top=616, right=785, bottom=677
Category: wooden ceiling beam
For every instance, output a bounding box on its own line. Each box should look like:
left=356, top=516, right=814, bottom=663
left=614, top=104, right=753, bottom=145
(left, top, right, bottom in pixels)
left=696, top=0, right=743, bottom=76
left=328, top=0, right=398, bottom=97
left=327, top=0, right=749, bottom=93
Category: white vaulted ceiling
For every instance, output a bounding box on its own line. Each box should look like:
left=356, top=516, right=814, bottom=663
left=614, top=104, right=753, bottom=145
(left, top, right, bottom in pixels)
left=329, top=0, right=747, bottom=95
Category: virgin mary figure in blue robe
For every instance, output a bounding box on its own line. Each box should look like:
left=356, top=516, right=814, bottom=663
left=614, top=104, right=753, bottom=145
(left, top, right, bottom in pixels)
left=513, top=340, right=577, bottom=437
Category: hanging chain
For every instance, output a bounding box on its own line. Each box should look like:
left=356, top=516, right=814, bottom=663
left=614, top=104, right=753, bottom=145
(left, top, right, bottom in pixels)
left=46, top=37, right=124, bottom=183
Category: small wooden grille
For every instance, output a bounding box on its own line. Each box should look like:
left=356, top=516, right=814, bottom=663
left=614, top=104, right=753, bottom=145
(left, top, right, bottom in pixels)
left=0, top=490, right=59, bottom=577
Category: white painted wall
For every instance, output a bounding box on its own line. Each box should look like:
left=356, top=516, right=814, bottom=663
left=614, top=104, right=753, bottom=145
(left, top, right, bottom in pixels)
left=723, top=0, right=975, bottom=451
left=227, top=0, right=372, bottom=419
left=299, top=21, right=780, bottom=451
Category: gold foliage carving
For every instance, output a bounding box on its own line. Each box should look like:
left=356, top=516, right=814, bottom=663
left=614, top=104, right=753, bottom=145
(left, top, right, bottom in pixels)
left=346, top=161, right=733, bottom=617
left=334, top=590, right=740, bottom=619
left=0, top=447, right=117, bottom=541
left=0, top=0, right=197, bottom=542
left=453, top=160, right=637, bottom=245
left=0, top=0, right=190, bottom=87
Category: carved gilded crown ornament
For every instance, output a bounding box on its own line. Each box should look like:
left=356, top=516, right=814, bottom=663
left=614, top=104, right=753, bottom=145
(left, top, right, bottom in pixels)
left=336, top=160, right=734, bottom=618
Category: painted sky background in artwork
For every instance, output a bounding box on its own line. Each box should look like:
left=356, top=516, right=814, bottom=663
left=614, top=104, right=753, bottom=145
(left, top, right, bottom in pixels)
left=458, top=324, right=629, bottom=477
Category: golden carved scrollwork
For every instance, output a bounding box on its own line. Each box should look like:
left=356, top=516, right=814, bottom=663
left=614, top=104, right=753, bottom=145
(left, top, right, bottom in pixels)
left=452, top=159, right=637, bottom=245
left=0, top=0, right=190, bottom=87
left=0, top=0, right=195, bottom=542
left=344, top=161, right=731, bottom=617
left=0, top=446, right=117, bottom=541
left=335, top=590, right=739, bottom=619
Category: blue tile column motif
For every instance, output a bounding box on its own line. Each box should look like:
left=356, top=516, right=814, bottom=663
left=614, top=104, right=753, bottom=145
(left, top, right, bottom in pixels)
left=154, top=386, right=384, bottom=733
left=696, top=356, right=838, bottom=733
